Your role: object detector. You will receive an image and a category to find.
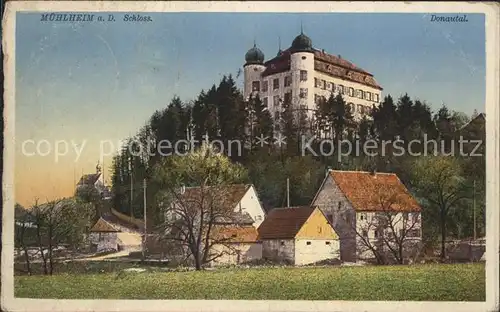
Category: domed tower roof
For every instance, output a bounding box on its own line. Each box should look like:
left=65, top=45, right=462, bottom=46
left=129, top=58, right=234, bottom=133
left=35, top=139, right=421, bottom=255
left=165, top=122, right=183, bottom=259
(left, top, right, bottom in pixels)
left=245, top=43, right=265, bottom=66
left=291, top=31, right=313, bottom=53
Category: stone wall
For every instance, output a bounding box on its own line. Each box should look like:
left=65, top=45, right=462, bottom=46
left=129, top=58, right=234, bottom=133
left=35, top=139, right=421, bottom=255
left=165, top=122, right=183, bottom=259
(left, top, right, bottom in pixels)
left=311, top=176, right=357, bottom=262
left=262, top=239, right=295, bottom=264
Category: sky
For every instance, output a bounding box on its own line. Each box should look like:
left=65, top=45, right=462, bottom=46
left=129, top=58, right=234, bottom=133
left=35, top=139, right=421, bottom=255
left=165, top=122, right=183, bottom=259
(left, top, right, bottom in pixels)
left=15, top=12, right=486, bottom=207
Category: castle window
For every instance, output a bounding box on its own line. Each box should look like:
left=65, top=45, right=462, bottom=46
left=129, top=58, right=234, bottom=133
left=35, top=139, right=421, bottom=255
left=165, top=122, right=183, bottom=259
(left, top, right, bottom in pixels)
left=300, top=70, right=308, bottom=81
left=252, top=81, right=260, bottom=92
left=261, top=81, right=268, bottom=92
left=284, top=75, right=292, bottom=87
left=262, top=97, right=268, bottom=107
left=299, top=88, right=308, bottom=98
left=348, top=103, right=355, bottom=113
left=349, top=87, right=355, bottom=97
left=338, top=85, right=345, bottom=94
left=273, top=78, right=279, bottom=90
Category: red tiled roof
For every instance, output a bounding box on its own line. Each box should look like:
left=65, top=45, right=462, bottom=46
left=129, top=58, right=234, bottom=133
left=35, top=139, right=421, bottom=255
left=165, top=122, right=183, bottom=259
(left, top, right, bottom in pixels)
left=212, top=225, right=260, bottom=243
left=260, top=47, right=382, bottom=90
left=330, top=171, right=421, bottom=212
left=176, top=184, right=250, bottom=212
left=257, top=206, right=314, bottom=239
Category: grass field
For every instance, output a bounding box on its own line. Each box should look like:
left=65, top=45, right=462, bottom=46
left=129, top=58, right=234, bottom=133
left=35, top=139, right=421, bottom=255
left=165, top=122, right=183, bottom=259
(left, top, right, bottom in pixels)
left=15, top=263, right=485, bottom=301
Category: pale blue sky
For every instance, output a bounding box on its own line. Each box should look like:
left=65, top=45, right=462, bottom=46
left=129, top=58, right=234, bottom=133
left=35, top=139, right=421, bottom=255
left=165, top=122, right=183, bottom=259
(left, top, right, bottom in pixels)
left=15, top=12, right=485, bottom=204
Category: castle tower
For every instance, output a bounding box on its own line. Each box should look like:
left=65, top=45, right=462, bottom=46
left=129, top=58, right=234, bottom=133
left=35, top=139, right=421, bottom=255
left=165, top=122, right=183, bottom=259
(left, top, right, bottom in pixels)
left=243, top=42, right=266, bottom=100
left=289, top=30, right=315, bottom=116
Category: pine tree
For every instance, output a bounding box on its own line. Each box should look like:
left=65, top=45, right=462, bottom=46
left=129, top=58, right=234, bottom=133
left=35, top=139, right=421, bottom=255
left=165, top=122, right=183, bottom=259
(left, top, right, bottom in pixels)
left=372, top=95, right=398, bottom=142
left=332, top=93, right=354, bottom=143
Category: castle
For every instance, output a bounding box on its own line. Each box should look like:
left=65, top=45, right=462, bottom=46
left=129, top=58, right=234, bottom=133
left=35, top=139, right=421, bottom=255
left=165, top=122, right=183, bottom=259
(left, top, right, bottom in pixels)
left=243, top=30, right=383, bottom=121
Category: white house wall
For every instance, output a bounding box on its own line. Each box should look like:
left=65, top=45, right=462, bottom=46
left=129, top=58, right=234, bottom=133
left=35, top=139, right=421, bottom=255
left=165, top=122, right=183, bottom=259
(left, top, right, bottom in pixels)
left=294, top=238, right=340, bottom=266
left=210, top=243, right=263, bottom=266
left=235, top=186, right=266, bottom=227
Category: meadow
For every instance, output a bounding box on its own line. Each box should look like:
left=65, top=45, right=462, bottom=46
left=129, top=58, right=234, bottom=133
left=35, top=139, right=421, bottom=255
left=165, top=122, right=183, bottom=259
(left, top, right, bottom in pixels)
left=15, top=262, right=485, bottom=301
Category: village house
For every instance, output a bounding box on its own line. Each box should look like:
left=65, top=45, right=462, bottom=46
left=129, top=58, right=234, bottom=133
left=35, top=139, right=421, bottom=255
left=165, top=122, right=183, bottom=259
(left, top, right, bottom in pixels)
left=146, top=184, right=266, bottom=266
left=89, top=208, right=143, bottom=253
left=257, top=206, right=340, bottom=266
left=311, top=170, right=422, bottom=263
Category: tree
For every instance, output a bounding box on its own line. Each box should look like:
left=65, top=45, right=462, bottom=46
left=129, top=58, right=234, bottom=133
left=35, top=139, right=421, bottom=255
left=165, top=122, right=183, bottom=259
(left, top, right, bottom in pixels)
left=371, top=95, right=398, bottom=142
left=411, top=155, right=467, bottom=260
left=152, top=145, right=248, bottom=270
left=331, top=93, right=354, bottom=143
left=14, top=203, right=36, bottom=275
left=346, top=184, right=422, bottom=265
left=31, top=198, right=94, bottom=274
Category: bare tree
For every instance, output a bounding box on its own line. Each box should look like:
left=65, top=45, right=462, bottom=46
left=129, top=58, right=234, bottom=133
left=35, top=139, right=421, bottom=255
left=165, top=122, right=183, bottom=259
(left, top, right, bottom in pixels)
left=157, top=185, right=245, bottom=270
left=349, top=185, right=422, bottom=264
left=15, top=203, right=35, bottom=275
left=152, top=145, right=248, bottom=270
left=31, top=198, right=95, bottom=274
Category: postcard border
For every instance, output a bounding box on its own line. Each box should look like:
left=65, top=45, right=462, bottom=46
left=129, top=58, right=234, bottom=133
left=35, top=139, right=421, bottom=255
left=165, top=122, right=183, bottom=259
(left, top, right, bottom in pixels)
left=2, top=1, right=499, bottom=312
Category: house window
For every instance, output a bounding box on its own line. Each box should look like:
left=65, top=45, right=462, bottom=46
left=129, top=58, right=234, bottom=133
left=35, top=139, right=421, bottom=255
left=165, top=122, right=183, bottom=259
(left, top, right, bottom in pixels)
left=359, top=213, right=365, bottom=221
left=300, top=70, right=308, bottom=81
left=315, top=94, right=320, bottom=104
left=280, top=241, right=285, bottom=246
left=317, top=226, right=322, bottom=234
left=261, top=81, right=268, bottom=92
left=306, top=241, right=311, bottom=245
left=322, top=80, right=327, bottom=89
left=349, top=87, right=355, bottom=97
left=273, top=78, right=279, bottom=90
left=329, top=82, right=334, bottom=90
left=357, top=104, right=364, bottom=114
left=273, top=95, right=280, bottom=107
left=284, top=91, right=292, bottom=103
left=252, top=81, right=260, bottom=92
left=357, top=89, right=364, bottom=99
left=374, top=94, right=379, bottom=102
left=299, top=88, right=308, bottom=98
left=284, top=75, right=292, bottom=87
left=263, top=97, right=268, bottom=107
left=325, top=241, right=331, bottom=245
left=374, top=230, right=379, bottom=238
left=408, top=229, right=421, bottom=237
left=366, top=92, right=372, bottom=101
left=314, top=78, right=320, bottom=88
